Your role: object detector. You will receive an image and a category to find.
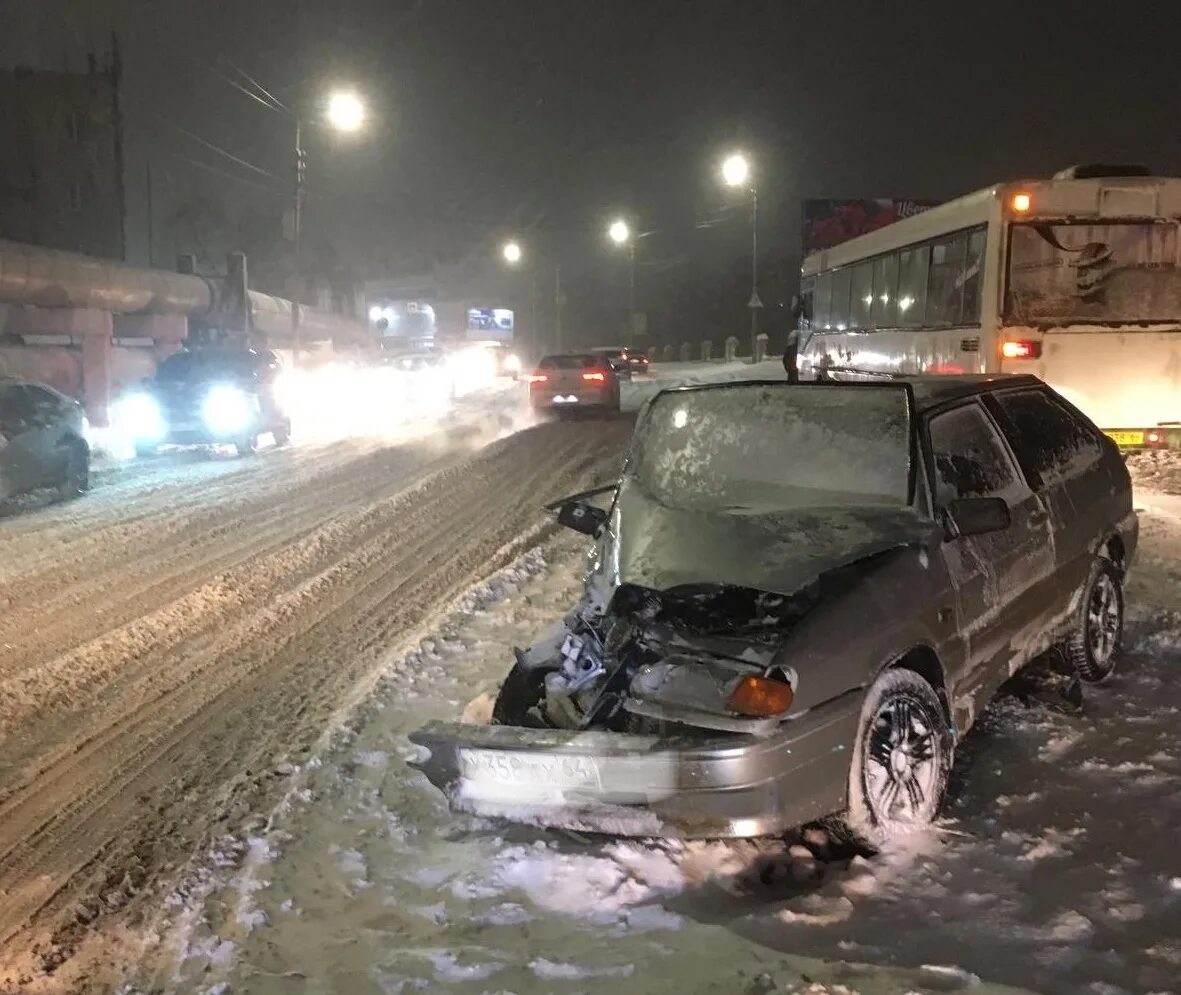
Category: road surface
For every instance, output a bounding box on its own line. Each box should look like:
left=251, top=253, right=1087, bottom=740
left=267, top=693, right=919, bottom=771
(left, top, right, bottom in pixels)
left=0, top=410, right=632, bottom=992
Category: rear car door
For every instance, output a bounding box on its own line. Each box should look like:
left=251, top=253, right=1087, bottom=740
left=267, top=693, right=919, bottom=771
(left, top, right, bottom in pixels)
left=984, top=387, right=1109, bottom=619
left=925, top=399, right=1055, bottom=710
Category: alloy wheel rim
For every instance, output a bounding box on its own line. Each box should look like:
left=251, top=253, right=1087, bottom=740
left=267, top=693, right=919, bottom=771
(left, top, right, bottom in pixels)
left=1087, top=572, right=1120, bottom=664
left=865, top=694, right=939, bottom=825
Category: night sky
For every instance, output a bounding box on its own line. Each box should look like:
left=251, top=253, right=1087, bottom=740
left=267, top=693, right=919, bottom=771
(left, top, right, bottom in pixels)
left=3, top=0, right=1181, bottom=344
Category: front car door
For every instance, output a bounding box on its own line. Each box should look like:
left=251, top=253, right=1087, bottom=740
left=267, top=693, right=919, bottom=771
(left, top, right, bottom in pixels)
left=924, top=399, right=1055, bottom=728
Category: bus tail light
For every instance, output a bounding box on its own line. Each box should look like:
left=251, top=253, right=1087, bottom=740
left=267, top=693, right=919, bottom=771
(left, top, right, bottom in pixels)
left=1002, top=340, right=1042, bottom=360
left=1011, top=192, right=1032, bottom=213
left=1146, top=429, right=1165, bottom=447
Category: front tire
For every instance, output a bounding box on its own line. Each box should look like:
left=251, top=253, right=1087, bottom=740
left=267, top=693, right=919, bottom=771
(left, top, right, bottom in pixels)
left=845, top=668, right=952, bottom=847
left=1064, top=559, right=1124, bottom=684
left=58, top=438, right=90, bottom=499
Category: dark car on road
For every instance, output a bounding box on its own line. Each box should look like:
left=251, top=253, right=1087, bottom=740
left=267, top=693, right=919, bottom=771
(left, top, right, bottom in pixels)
left=114, top=347, right=292, bottom=458
left=526, top=353, right=621, bottom=413
left=412, top=375, right=1137, bottom=842
left=592, top=346, right=649, bottom=378
left=0, top=378, right=90, bottom=501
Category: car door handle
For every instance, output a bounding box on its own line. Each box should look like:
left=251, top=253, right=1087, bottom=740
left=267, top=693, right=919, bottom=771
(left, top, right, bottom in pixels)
left=1028, top=509, right=1049, bottom=527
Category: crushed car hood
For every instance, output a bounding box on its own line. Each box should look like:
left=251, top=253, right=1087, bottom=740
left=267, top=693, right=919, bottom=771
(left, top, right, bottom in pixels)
left=605, top=479, right=937, bottom=599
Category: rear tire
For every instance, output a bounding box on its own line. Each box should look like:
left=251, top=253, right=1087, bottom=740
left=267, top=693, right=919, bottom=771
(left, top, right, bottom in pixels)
left=844, top=668, right=952, bottom=848
left=1063, top=559, right=1124, bottom=684
left=58, top=438, right=90, bottom=499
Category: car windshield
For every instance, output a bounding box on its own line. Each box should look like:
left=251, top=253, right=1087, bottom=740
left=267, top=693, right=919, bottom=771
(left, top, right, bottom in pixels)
left=538, top=354, right=597, bottom=370
left=157, top=351, right=258, bottom=383
left=628, top=383, right=912, bottom=512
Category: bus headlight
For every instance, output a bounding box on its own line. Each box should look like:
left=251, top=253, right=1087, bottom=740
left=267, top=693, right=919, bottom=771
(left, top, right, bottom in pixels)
left=113, top=392, right=167, bottom=441
left=202, top=384, right=254, bottom=437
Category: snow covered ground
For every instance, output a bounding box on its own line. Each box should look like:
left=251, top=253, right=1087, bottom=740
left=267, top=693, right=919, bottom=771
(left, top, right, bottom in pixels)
left=0, top=386, right=632, bottom=992
left=620, top=359, right=787, bottom=411
left=119, top=463, right=1181, bottom=995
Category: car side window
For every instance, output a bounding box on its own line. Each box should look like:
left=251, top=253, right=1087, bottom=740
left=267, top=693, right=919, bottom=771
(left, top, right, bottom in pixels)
left=0, top=386, right=38, bottom=431
left=927, top=402, right=1023, bottom=508
left=988, top=389, right=1103, bottom=488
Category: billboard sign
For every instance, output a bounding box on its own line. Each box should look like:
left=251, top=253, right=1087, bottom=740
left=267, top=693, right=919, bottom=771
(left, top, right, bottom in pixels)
left=803, top=199, right=940, bottom=254
left=466, top=307, right=514, bottom=341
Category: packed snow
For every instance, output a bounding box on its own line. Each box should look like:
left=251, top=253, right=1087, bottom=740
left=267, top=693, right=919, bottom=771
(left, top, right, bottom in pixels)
left=120, top=454, right=1181, bottom=994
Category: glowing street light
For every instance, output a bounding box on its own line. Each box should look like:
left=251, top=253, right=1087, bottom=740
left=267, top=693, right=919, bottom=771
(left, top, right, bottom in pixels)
left=721, top=152, right=752, bottom=189
left=501, top=240, right=523, bottom=265
left=720, top=151, right=760, bottom=359
left=608, top=219, right=631, bottom=245
left=326, top=91, right=366, bottom=133
left=607, top=219, right=637, bottom=340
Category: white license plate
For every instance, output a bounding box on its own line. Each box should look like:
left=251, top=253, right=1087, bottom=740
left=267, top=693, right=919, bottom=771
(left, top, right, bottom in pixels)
left=458, top=748, right=601, bottom=790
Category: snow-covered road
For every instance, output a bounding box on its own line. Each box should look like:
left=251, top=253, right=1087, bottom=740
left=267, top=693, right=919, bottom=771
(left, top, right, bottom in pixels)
left=0, top=391, right=632, bottom=992
left=113, top=456, right=1181, bottom=995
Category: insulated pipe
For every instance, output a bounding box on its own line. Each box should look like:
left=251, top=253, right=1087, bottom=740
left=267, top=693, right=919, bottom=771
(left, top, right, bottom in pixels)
left=0, top=239, right=215, bottom=314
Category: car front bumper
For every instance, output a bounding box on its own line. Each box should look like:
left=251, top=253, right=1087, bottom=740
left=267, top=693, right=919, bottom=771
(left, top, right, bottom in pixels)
left=408, top=693, right=860, bottom=838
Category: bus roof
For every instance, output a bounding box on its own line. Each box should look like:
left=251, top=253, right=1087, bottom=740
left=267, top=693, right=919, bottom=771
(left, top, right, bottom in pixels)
left=801, top=173, right=1181, bottom=277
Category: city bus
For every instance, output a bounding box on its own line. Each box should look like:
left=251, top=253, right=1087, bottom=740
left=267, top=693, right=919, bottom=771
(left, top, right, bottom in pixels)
left=797, top=165, right=1181, bottom=448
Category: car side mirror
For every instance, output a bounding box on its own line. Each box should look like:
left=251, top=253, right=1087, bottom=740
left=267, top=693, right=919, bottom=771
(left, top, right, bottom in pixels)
left=943, top=497, right=1011, bottom=540
left=557, top=500, right=608, bottom=536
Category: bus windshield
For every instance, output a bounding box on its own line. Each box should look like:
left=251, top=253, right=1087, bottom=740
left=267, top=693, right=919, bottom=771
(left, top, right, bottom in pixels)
left=1007, top=222, right=1181, bottom=325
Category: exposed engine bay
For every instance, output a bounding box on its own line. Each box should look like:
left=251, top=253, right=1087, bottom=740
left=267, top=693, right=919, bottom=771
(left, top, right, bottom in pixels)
left=494, top=576, right=846, bottom=738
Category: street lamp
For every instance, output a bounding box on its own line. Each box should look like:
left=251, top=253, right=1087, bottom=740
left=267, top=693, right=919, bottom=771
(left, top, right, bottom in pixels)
left=290, top=88, right=367, bottom=365
left=501, top=240, right=523, bottom=265
left=607, top=219, right=636, bottom=342
left=721, top=152, right=760, bottom=361
left=326, top=91, right=365, bottom=133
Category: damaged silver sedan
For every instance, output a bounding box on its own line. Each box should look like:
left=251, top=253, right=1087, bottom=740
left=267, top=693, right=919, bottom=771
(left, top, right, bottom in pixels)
left=411, top=376, right=1137, bottom=841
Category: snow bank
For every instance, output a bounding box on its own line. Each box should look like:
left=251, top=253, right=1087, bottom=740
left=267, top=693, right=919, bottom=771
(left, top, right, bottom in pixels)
left=620, top=358, right=787, bottom=411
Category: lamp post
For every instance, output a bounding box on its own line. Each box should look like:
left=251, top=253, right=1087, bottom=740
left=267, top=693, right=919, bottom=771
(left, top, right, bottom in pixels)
left=501, top=239, right=563, bottom=353
left=721, top=152, right=760, bottom=361
left=607, top=219, right=636, bottom=342
left=291, top=90, right=366, bottom=365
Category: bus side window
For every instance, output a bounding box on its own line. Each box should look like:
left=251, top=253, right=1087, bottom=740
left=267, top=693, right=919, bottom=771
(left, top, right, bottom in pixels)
left=959, top=227, right=987, bottom=325
left=927, top=234, right=968, bottom=326
left=872, top=252, right=899, bottom=329
left=851, top=262, right=874, bottom=331
left=814, top=272, right=832, bottom=330
left=830, top=267, right=852, bottom=331
left=898, top=245, right=929, bottom=327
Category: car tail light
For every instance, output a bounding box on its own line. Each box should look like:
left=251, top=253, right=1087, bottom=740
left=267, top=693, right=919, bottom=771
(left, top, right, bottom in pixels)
left=1001, top=339, right=1042, bottom=359
left=728, top=675, right=794, bottom=717
left=525, top=373, right=548, bottom=384
left=581, top=371, right=607, bottom=382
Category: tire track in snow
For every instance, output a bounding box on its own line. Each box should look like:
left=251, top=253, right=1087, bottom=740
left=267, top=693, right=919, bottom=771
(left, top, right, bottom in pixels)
left=0, top=417, right=631, bottom=989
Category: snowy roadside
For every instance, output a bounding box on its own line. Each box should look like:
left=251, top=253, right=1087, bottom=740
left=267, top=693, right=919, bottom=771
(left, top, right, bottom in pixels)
left=121, top=466, right=1181, bottom=995
left=126, top=534, right=1040, bottom=995
left=621, top=359, right=786, bottom=412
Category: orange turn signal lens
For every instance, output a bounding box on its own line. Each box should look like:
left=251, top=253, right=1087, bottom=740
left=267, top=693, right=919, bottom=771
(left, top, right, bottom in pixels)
left=1011, top=192, right=1032, bottom=213
left=728, top=675, right=794, bottom=717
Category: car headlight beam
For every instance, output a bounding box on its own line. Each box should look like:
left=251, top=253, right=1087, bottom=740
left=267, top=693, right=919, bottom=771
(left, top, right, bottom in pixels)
left=113, top=392, right=167, bottom=442
left=202, top=384, right=255, bottom=437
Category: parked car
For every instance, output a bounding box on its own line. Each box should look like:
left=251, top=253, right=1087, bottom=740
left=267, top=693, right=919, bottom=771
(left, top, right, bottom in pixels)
left=526, top=353, right=621, bottom=413
left=113, top=347, right=292, bottom=458
left=0, top=377, right=90, bottom=501
left=411, top=375, right=1136, bottom=842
